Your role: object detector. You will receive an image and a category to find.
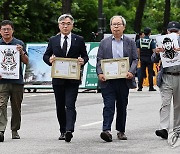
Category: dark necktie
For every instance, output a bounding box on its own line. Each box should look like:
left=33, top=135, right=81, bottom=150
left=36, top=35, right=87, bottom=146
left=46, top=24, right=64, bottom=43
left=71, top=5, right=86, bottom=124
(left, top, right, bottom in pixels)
left=62, top=35, right=68, bottom=56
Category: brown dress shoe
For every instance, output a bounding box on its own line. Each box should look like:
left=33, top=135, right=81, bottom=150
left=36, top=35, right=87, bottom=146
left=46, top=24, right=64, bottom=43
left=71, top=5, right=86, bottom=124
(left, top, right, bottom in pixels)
left=12, top=131, right=20, bottom=139
left=100, top=131, right=112, bottom=142
left=117, top=132, right=127, bottom=140
left=58, top=133, right=65, bottom=140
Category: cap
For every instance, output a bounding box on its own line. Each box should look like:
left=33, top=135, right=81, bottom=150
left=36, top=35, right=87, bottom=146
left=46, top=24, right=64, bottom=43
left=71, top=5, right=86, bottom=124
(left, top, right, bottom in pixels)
left=167, top=21, right=180, bottom=31
left=144, top=27, right=151, bottom=34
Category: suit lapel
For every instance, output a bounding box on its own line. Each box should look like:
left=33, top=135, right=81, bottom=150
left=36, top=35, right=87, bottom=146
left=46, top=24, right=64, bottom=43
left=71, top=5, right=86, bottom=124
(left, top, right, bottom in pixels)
left=107, top=36, right=113, bottom=58
left=54, top=34, right=63, bottom=56
left=123, top=36, right=129, bottom=57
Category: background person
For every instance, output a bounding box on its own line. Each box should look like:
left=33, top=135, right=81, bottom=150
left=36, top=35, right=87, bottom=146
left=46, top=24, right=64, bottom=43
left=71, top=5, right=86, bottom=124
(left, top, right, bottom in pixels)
left=136, top=31, right=145, bottom=84
left=137, top=27, right=156, bottom=91
left=151, top=21, right=180, bottom=141
left=0, top=20, right=28, bottom=142
left=43, top=14, right=89, bottom=142
left=96, top=15, right=138, bottom=142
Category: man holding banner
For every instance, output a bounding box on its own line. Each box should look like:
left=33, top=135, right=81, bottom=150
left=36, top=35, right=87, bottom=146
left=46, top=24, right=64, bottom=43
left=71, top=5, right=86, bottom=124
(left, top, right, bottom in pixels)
left=152, top=21, right=180, bottom=147
left=0, top=20, right=28, bottom=142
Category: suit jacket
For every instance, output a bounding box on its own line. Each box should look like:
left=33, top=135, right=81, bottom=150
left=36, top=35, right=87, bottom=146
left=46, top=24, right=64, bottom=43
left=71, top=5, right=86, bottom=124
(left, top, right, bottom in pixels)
left=96, top=35, right=138, bottom=89
left=43, top=33, right=89, bottom=85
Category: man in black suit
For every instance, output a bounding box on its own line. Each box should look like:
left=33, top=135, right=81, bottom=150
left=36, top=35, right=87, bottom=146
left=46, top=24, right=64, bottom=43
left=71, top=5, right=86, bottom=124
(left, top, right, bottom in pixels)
left=43, top=14, right=89, bottom=142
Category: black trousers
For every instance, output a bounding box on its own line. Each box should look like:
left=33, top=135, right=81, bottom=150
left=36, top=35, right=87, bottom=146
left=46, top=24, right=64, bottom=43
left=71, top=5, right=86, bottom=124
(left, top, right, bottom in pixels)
left=138, top=61, right=154, bottom=89
left=53, top=82, right=79, bottom=133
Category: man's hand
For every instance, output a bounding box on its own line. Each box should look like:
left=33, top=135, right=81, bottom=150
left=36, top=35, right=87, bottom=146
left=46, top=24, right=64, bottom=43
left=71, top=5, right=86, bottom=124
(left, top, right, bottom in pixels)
left=98, top=74, right=106, bottom=82
left=16, top=44, right=24, bottom=55
left=78, top=57, right=84, bottom=65
left=175, top=47, right=180, bottom=52
left=156, top=47, right=164, bottom=53
left=126, top=72, right=134, bottom=79
left=49, top=55, right=55, bottom=64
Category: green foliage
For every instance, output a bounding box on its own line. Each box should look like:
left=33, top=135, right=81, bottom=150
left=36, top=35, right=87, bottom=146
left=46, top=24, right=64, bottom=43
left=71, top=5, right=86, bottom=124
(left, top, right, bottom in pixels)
left=72, top=0, right=98, bottom=41
left=0, top=0, right=179, bottom=43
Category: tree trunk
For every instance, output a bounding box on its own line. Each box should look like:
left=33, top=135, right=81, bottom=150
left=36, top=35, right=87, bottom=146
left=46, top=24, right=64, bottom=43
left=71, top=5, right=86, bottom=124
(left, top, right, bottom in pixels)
left=134, top=0, right=147, bottom=33
left=2, top=0, right=13, bottom=20
left=62, top=0, right=72, bottom=14
left=162, top=0, right=170, bottom=34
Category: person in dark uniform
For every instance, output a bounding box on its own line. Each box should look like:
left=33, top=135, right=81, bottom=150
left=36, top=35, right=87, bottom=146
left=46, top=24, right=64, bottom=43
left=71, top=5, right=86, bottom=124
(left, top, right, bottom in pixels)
left=137, top=27, right=156, bottom=91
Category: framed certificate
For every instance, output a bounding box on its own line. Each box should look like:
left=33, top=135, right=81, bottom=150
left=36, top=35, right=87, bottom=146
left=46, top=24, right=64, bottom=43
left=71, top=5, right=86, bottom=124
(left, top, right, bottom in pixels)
left=51, top=57, right=80, bottom=80
left=101, top=57, right=129, bottom=80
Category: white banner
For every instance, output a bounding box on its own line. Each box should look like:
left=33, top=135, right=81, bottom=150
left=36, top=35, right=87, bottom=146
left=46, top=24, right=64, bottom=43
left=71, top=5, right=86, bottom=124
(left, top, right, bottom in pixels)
left=0, top=45, right=20, bottom=79
left=156, top=33, right=180, bottom=68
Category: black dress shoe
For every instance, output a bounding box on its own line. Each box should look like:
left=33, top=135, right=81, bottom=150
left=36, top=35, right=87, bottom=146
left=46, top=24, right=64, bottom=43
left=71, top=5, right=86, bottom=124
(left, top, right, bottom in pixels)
left=65, top=131, right=73, bottom=142
left=149, top=88, right=156, bottom=91
left=137, top=88, right=142, bottom=91
left=100, top=131, right=112, bottom=142
left=58, top=133, right=65, bottom=140
left=155, top=129, right=168, bottom=139
left=0, top=132, right=4, bottom=142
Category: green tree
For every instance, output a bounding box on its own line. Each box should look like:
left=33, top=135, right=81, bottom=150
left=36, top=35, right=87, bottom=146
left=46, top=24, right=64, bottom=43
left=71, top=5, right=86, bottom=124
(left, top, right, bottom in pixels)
left=0, top=0, right=179, bottom=43
left=71, top=0, right=98, bottom=41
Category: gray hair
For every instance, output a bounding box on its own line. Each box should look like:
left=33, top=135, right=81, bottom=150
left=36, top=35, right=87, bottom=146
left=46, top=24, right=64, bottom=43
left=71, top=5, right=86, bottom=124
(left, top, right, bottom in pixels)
left=110, top=15, right=126, bottom=26
left=57, top=14, right=74, bottom=24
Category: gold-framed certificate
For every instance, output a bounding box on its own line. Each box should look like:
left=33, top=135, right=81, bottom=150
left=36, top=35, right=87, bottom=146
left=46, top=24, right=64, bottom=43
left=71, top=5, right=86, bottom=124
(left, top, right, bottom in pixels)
left=101, top=57, right=129, bottom=80
left=51, top=57, right=80, bottom=80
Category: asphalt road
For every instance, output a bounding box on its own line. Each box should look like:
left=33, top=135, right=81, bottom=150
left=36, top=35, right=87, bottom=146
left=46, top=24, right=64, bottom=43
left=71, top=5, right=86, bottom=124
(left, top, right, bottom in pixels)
left=0, top=86, right=179, bottom=154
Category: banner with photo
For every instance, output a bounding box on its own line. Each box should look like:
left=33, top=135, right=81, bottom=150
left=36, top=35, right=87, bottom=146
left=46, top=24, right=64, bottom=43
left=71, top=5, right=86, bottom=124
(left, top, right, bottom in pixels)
left=156, top=33, right=180, bottom=68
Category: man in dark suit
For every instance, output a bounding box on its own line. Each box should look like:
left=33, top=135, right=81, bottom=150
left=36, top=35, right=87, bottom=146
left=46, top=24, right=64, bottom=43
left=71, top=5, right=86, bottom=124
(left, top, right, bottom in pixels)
left=43, top=14, right=89, bottom=142
left=96, top=15, right=138, bottom=142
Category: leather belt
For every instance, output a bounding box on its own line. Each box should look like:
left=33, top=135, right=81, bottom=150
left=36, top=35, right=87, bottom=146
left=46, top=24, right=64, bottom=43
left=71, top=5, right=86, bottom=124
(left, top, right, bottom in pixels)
left=163, top=72, right=180, bottom=76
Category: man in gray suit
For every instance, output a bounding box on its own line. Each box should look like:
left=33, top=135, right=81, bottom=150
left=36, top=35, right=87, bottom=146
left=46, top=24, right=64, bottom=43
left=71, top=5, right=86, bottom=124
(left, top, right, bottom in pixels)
left=96, top=15, right=138, bottom=142
left=152, top=21, right=180, bottom=143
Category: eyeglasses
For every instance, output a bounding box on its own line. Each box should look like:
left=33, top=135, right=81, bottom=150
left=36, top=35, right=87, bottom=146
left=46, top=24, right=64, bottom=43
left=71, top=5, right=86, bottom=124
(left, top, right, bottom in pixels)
left=111, top=23, right=124, bottom=27
left=1, top=28, right=13, bottom=31
left=59, top=22, right=72, bottom=26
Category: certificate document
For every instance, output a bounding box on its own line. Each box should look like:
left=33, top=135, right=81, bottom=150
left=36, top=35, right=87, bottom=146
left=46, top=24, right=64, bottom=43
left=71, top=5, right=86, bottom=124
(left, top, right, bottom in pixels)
left=51, top=57, right=80, bottom=80
left=156, top=33, right=180, bottom=68
left=0, top=45, right=20, bottom=79
left=101, top=57, right=129, bottom=80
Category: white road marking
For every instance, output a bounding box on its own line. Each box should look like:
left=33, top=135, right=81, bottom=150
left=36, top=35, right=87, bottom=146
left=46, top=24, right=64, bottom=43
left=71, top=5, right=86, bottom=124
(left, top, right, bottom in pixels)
left=24, top=93, right=54, bottom=98
left=80, top=120, right=102, bottom=127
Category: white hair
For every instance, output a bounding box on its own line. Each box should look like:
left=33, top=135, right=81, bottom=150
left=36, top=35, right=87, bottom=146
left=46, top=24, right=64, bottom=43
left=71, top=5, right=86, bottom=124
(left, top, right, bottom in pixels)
left=110, top=15, right=126, bottom=26
left=57, top=14, right=74, bottom=24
